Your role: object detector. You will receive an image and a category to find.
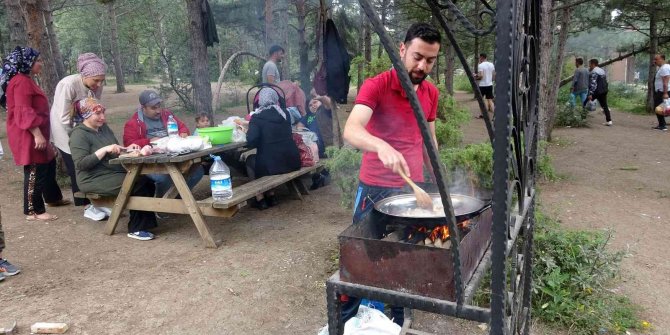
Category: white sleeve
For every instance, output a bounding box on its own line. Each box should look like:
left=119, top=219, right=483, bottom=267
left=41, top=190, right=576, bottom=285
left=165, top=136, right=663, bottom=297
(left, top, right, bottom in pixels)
left=51, top=81, right=75, bottom=126
left=661, top=65, right=670, bottom=77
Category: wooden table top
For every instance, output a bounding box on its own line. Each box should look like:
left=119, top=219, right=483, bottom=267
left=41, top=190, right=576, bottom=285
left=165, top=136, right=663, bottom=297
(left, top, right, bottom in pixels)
left=109, top=142, right=247, bottom=165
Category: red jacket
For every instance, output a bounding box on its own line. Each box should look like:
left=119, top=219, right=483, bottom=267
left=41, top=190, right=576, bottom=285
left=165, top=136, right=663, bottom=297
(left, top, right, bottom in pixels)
left=123, top=108, right=190, bottom=147
left=6, top=74, right=55, bottom=166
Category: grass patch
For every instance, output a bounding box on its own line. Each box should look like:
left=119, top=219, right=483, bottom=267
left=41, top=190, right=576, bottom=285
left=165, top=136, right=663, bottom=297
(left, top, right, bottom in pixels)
left=555, top=105, right=589, bottom=128
left=453, top=74, right=474, bottom=93
left=474, top=208, right=645, bottom=335
left=538, top=141, right=559, bottom=182
left=607, top=83, right=648, bottom=115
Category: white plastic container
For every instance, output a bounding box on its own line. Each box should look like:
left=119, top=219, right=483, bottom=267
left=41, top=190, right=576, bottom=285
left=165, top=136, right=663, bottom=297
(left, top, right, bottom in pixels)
left=210, top=156, right=232, bottom=200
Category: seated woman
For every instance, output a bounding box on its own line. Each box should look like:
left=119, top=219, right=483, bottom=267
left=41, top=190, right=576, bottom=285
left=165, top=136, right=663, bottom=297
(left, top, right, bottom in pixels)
left=246, top=88, right=301, bottom=210
left=69, top=97, right=157, bottom=241
left=297, top=95, right=334, bottom=189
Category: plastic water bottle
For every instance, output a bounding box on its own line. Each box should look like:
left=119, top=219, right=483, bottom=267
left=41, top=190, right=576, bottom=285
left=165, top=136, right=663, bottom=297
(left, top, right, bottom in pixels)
left=210, top=155, right=232, bottom=200
left=167, top=114, right=178, bottom=138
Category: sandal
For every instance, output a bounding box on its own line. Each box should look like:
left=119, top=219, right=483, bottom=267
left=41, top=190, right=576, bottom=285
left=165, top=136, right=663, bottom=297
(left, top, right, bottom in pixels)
left=26, top=213, right=59, bottom=221
left=46, top=199, right=72, bottom=207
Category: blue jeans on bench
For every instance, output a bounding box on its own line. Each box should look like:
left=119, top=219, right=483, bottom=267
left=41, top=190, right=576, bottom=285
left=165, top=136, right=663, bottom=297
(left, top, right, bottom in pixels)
left=148, top=167, right=205, bottom=197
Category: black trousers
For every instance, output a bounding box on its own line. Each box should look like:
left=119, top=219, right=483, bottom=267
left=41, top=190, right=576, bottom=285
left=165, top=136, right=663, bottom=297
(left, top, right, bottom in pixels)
left=23, top=159, right=64, bottom=215
left=654, top=90, right=669, bottom=128
left=128, top=176, right=158, bottom=233
left=592, top=93, right=611, bottom=122
left=59, top=149, right=90, bottom=206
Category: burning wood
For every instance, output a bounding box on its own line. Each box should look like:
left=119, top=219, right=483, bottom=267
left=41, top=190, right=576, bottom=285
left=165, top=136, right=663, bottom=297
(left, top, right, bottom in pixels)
left=386, top=220, right=474, bottom=248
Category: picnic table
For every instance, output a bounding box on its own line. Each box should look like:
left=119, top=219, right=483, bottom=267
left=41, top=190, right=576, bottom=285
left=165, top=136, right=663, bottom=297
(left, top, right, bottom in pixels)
left=104, top=142, right=247, bottom=248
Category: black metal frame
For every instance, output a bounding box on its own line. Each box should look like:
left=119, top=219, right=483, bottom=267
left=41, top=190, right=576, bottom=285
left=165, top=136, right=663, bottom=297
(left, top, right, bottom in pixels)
left=326, top=0, right=540, bottom=334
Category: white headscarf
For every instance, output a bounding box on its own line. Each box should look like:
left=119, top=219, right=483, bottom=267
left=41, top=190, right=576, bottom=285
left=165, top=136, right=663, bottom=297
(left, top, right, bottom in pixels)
left=253, top=88, right=286, bottom=119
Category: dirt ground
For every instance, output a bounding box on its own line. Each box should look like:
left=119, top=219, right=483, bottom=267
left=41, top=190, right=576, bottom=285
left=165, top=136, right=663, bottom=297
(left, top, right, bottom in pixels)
left=0, top=85, right=667, bottom=334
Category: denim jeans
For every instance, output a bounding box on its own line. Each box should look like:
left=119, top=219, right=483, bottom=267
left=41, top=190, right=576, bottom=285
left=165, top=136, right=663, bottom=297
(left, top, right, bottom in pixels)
left=148, top=166, right=205, bottom=197
left=342, top=181, right=406, bottom=326
left=569, top=90, right=588, bottom=108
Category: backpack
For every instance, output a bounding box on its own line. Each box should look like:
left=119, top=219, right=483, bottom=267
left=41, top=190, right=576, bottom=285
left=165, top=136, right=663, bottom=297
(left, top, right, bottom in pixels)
left=594, top=73, right=608, bottom=95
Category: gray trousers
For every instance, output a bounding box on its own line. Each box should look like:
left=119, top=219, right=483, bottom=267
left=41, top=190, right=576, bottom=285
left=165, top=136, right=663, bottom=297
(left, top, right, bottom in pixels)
left=0, top=210, right=5, bottom=253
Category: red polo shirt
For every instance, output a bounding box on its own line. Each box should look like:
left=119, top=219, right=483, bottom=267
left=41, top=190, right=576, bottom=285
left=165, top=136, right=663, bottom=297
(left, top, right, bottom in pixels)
left=355, top=69, right=439, bottom=188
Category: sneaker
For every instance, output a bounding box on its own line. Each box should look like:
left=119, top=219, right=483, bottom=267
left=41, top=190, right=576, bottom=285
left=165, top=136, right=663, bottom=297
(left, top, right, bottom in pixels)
left=127, top=231, right=155, bottom=241
left=652, top=126, right=668, bottom=131
left=603, top=121, right=612, bottom=126
left=98, top=207, right=112, bottom=217
left=84, top=205, right=106, bottom=221
left=0, top=259, right=21, bottom=276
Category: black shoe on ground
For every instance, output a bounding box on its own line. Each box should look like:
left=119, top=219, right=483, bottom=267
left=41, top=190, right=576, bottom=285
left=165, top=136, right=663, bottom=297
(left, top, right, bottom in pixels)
left=250, top=198, right=268, bottom=210
left=652, top=126, right=668, bottom=131
left=266, top=195, right=278, bottom=207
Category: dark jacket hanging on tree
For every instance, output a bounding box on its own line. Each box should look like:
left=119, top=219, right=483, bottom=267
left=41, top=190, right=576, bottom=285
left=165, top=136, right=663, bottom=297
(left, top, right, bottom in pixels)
left=319, top=19, right=351, bottom=104
left=201, top=0, right=219, bottom=47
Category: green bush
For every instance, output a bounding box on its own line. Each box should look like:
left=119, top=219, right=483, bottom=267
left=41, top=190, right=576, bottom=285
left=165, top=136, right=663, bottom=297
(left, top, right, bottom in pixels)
left=435, top=88, right=471, bottom=148
left=538, top=141, right=558, bottom=181
left=555, top=105, right=589, bottom=128
left=440, top=143, right=493, bottom=189
left=324, top=146, right=363, bottom=209
left=607, top=82, right=647, bottom=115
left=454, top=74, right=474, bottom=93
left=532, top=210, right=642, bottom=334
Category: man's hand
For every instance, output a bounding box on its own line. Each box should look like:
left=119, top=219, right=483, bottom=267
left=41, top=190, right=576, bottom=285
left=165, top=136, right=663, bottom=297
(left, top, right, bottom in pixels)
left=377, top=143, right=410, bottom=177
left=179, top=133, right=188, bottom=138
left=33, top=133, right=47, bottom=150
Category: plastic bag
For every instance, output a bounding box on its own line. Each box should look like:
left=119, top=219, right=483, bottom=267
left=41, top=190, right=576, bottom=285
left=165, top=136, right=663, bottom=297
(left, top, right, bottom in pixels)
left=287, top=106, right=302, bottom=125
left=292, top=133, right=315, bottom=167
left=153, top=136, right=207, bottom=154
left=585, top=100, right=597, bottom=112
left=294, top=130, right=319, bottom=163
left=316, top=306, right=401, bottom=335
left=655, top=98, right=670, bottom=117
left=221, top=116, right=247, bottom=143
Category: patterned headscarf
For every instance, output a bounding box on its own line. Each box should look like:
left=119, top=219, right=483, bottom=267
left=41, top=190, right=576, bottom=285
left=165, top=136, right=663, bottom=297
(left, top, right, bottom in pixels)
left=0, top=46, right=40, bottom=108
left=254, top=87, right=286, bottom=119
left=76, top=96, right=106, bottom=120
left=77, top=53, right=107, bottom=78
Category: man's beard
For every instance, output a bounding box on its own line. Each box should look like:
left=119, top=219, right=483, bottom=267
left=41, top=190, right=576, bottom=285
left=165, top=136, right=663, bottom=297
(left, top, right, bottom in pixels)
left=408, top=70, right=427, bottom=85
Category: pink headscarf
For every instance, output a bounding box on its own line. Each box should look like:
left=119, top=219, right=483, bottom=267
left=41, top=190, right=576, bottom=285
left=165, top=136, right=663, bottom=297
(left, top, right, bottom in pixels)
left=77, top=53, right=107, bottom=78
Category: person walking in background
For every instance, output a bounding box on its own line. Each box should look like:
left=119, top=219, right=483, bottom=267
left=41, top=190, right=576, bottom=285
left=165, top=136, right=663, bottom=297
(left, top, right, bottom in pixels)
left=652, top=54, right=670, bottom=131
left=475, top=53, right=495, bottom=117
left=569, top=57, right=589, bottom=108
left=50, top=53, right=108, bottom=221
left=262, top=45, right=284, bottom=84
left=586, top=58, right=612, bottom=126
left=1, top=46, right=66, bottom=221
left=0, top=211, right=21, bottom=280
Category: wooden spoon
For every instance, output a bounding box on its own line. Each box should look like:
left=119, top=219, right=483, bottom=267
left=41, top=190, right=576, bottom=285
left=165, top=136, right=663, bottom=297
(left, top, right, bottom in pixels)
left=398, top=170, right=434, bottom=210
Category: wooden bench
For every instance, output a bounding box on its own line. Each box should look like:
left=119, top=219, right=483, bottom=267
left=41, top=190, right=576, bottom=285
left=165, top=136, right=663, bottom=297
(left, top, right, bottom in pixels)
left=212, top=160, right=326, bottom=209
left=75, top=159, right=325, bottom=247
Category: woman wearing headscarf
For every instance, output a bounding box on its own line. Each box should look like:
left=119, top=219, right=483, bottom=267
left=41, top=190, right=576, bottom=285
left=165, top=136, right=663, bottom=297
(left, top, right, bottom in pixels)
left=69, top=97, right=158, bottom=241
left=246, top=88, right=301, bottom=209
left=50, top=53, right=108, bottom=221
left=1, top=46, right=66, bottom=221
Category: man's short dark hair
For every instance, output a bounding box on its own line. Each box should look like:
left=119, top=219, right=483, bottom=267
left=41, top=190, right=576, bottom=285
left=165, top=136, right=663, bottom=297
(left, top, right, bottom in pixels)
left=480, top=53, right=487, bottom=59
left=403, top=23, right=441, bottom=46
left=658, top=54, right=666, bottom=61
left=269, top=45, right=284, bottom=56
left=576, top=57, right=584, bottom=66
left=589, top=58, right=599, bottom=66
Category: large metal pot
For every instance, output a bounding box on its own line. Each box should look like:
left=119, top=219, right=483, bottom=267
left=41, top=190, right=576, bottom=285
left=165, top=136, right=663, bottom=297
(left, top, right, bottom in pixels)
left=373, top=193, right=491, bottom=227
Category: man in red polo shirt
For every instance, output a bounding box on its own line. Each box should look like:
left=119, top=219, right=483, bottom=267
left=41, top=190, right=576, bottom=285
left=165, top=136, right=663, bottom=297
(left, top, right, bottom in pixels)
left=341, top=22, right=441, bottom=326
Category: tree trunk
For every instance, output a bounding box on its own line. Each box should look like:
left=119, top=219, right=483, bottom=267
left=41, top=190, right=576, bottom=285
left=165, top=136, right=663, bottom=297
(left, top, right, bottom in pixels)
left=364, top=20, right=371, bottom=65
left=213, top=51, right=265, bottom=111
left=264, top=0, right=274, bottom=49
left=647, top=11, right=658, bottom=113
left=443, top=6, right=456, bottom=95
left=294, top=0, right=311, bottom=93
left=107, top=2, right=125, bottom=93
left=5, top=0, right=27, bottom=48
left=377, top=0, right=389, bottom=59
left=356, top=5, right=364, bottom=92
left=279, top=0, right=289, bottom=80
left=41, top=0, right=64, bottom=79
left=23, top=0, right=59, bottom=104
left=186, top=0, right=213, bottom=118
left=544, top=7, right=571, bottom=140
left=537, top=0, right=555, bottom=142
